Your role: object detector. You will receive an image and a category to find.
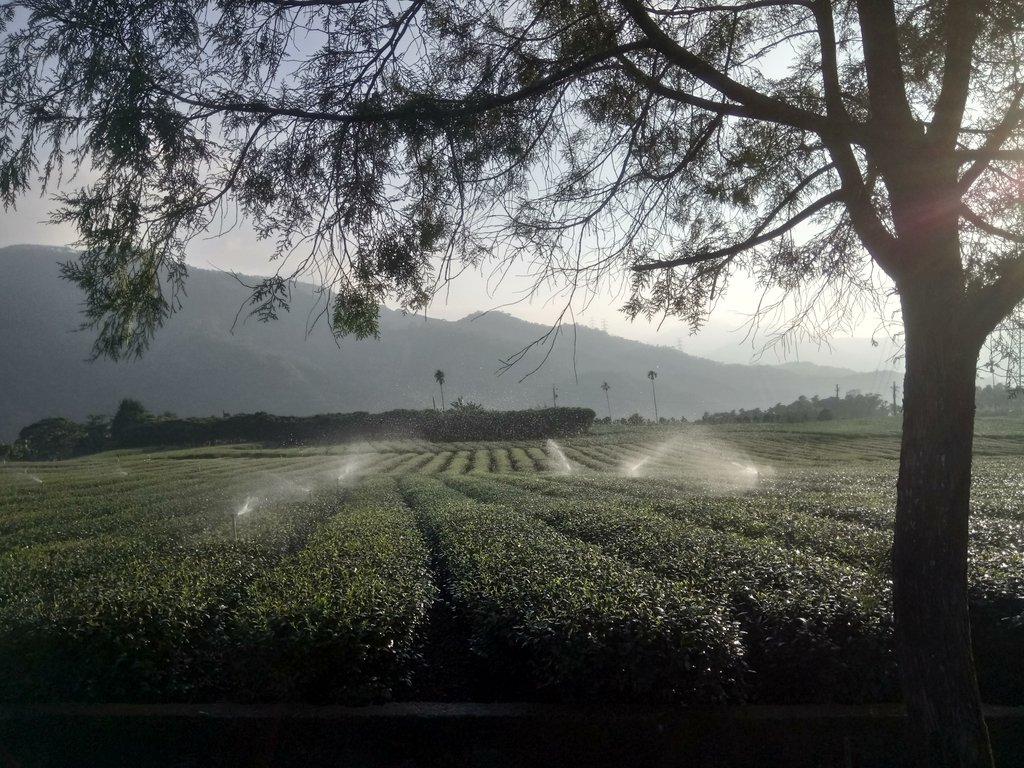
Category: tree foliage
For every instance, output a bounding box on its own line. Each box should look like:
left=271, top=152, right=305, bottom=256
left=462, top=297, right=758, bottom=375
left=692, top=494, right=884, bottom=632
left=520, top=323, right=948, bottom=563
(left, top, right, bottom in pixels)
left=0, top=0, right=1010, bottom=358
left=434, top=369, right=446, bottom=411
left=3, top=1, right=1024, bottom=352
left=15, top=417, right=84, bottom=460
left=110, top=398, right=151, bottom=440
left=701, top=391, right=892, bottom=424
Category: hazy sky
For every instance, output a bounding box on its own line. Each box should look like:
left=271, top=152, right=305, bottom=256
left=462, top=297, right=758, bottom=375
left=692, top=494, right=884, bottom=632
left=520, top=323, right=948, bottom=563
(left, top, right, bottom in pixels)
left=0, top=5, right=905, bottom=374
left=1, top=188, right=905, bottom=372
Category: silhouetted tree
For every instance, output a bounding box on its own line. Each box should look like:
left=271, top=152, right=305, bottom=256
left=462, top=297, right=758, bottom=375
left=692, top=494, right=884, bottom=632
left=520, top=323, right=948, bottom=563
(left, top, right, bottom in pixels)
left=647, top=370, right=659, bottom=423
left=434, top=370, right=446, bottom=412
left=111, top=399, right=150, bottom=443
left=81, top=414, right=111, bottom=454
left=16, top=417, right=84, bottom=460
left=601, top=381, right=612, bottom=420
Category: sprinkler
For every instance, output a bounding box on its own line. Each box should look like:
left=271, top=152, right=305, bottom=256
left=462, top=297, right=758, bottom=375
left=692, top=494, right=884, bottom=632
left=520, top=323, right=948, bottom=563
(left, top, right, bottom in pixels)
left=629, top=457, right=651, bottom=477
left=231, top=497, right=256, bottom=542
left=729, top=461, right=762, bottom=487
left=545, top=440, right=572, bottom=474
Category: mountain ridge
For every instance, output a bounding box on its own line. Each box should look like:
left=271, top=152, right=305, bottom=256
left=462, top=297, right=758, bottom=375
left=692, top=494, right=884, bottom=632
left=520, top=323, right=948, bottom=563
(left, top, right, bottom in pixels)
left=0, top=244, right=901, bottom=441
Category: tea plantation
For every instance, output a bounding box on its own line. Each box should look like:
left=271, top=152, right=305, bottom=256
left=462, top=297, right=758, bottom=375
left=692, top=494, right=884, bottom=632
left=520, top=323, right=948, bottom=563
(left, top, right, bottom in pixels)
left=1, top=419, right=1021, bottom=706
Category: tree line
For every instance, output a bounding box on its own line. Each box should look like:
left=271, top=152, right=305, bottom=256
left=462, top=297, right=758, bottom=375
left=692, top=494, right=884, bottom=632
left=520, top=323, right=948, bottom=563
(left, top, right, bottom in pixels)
left=976, top=384, right=1024, bottom=416
left=2, top=399, right=596, bottom=461
left=701, top=391, right=894, bottom=424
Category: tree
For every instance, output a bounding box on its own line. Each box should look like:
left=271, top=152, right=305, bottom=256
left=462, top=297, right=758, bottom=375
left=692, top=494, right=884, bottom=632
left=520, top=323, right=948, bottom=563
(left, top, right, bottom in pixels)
left=449, top=396, right=484, bottom=412
left=81, top=414, right=112, bottom=454
left=647, top=370, right=659, bottom=423
left=110, top=399, right=150, bottom=443
left=16, top=417, right=84, bottom=461
left=434, top=370, right=446, bottom=412
left=601, top=381, right=612, bottom=420
left=5, top=2, right=1024, bottom=764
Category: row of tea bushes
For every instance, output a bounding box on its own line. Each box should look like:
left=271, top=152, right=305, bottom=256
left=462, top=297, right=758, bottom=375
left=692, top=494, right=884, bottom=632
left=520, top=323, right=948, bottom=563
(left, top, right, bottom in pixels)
left=444, top=475, right=897, bottom=704
left=232, top=478, right=436, bottom=702
left=495, top=473, right=892, bottom=573
left=0, top=479, right=434, bottom=703
left=400, top=476, right=747, bottom=704
left=0, top=455, right=338, bottom=552
left=968, top=541, right=1024, bottom=703
left=460, top=471, right=1024, bottom=705
left=0, top=535, right=274, bottom=701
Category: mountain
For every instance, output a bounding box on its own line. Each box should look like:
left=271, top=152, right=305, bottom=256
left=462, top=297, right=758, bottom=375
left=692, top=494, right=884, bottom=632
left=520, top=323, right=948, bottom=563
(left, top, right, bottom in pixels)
left=0, top=245, right=902, bottom=441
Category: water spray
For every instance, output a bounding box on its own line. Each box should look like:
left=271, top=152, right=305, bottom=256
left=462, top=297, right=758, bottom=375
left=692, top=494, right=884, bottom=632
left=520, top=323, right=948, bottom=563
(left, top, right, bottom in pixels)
left=729, top=461, right=761, bottom=482
left=628, top=457, right=650, bottom=477
left=545, top=440, right=573, bottom=474
left=231, top=496, right=257, bottom=542
left=337, top=458, right=360, bottom=486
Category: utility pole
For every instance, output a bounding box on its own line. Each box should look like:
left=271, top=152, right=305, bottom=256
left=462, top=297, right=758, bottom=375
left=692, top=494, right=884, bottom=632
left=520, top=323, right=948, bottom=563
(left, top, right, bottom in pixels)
left=891, top=381, right=900, bottom=417
left=552, top=385, right=558, bottom=408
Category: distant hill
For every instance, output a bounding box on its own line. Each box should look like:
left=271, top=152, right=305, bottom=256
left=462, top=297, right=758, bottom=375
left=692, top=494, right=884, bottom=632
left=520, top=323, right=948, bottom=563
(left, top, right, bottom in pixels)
left=0, top=244, right=902, bottom=441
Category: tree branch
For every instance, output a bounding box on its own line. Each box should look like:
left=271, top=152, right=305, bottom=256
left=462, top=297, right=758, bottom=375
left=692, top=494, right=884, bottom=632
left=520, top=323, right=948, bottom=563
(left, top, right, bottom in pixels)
left=823, top=140, right=898, bottom=269
left=961, top=206, right=1024, bottom=245
left=617, top=0, right=830, bottom=133
left=930, top=0, right=981, bottom=150
left=855, top=0, right=916, bottom=135
left=957, top=148, right=1024, bottom=161
left=810, top=0, right=848, bottom=122
left=759, top=162, right=836, bottom=225
left=174, top=115, right=272, bottom=217
left=956, top=85, right=1024, bottom=194
left=968, top=257, right=1024, bottom=342
left=158, top=40, right=652, bottom=126
left=617, top=57, right=752, bottom=119
left=257, top=0, right=365, bottom=6
left=647, top=1, right=810, bottom=15
left=632, top=189, right=843, bottom=272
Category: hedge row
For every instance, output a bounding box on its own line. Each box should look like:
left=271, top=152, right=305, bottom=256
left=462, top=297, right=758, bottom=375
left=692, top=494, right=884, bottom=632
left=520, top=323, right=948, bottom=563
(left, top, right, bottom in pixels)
left=118, top=407, right=596, bottom=448
left=400, top=475, right=747, bottom=704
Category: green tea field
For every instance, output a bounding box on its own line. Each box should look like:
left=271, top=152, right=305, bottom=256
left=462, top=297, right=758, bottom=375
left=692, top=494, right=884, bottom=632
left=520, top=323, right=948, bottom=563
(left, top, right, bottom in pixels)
left=1, top=419, right=1022, bottom=707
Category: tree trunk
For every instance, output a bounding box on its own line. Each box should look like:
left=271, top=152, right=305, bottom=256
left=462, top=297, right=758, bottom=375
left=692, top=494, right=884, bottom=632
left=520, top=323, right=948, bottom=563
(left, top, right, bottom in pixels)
left=894, top=284, right=993, bottom=767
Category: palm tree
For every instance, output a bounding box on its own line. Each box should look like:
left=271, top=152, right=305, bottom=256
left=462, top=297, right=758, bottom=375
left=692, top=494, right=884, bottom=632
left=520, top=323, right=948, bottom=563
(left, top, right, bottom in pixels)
left=647, top=370, right=659, bottom=423
left=601, top=381, right=612, bottom=420
left=434, top=370, right=446, bottom=412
